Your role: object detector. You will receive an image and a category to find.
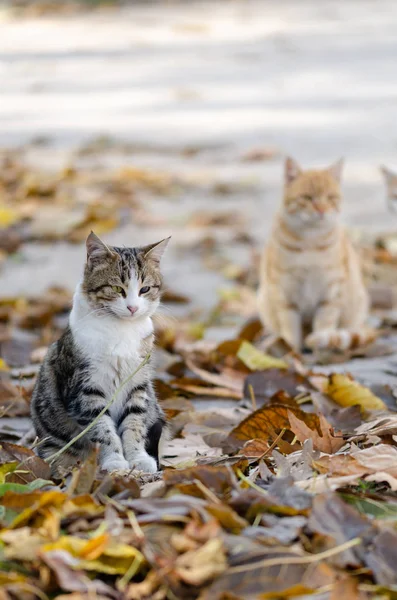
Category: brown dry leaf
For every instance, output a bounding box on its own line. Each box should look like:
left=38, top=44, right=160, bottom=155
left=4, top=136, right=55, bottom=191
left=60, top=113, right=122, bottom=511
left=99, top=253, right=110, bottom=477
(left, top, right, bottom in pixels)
left=239, top=438, right=270, bottom=457
left=288, top=411, right=345, bottom=454
left=323, top=373, right=386, bottom=412
left=0, top=442, right=51, bottom=482
left=0, top=380, right=30, bottom=417
left=174, top=538, right=227, bottom=586
left=314, top=454, right=370, bottom=477
left=243, top=369, right=314, bottom=405
left=163, top=465, right=236, bottom=499
left=351, top=444, right=397, bottom=478
left=185, top=358, right=244, bottom=394
left=229, top=403, right=319, bottom=446
left=170, top=377, right=241, bottom=399
left=354, top=414, right=397, bottom=438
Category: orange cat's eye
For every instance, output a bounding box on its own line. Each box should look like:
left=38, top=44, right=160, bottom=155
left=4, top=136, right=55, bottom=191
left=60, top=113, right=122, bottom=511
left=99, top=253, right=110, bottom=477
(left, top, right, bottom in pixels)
left=301, top=195, right=313, bottom=202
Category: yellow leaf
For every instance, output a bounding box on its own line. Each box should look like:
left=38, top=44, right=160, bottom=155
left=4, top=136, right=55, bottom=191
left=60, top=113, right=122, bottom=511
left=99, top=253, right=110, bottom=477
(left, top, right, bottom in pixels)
left=237, top=341, right=288, bottom=371
left=4, top=490, right=67, bottom=528
left=0, top=358, right=10, bottom=372
left=79, top=533, right=109, bottom=560
left=0, top=462, right=17, bottom=483
left=325, top=373, right=386, bottom=412
left=0, top=205, right=19, bottom=229
left=41, top=535, right=144, bottom=575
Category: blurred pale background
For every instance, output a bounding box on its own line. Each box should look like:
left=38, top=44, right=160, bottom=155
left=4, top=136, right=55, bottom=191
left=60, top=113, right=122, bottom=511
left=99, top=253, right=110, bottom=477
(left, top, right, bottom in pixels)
left=1, top=0, right=397, bottom=313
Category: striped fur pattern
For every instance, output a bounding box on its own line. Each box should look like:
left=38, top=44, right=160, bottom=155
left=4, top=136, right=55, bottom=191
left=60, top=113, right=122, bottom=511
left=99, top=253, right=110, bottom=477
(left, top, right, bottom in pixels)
left=258, top=157, right=371, bottom=351
left=31, top=232, right=170, bottom=475
left=381, top=165, right=397, bottom=212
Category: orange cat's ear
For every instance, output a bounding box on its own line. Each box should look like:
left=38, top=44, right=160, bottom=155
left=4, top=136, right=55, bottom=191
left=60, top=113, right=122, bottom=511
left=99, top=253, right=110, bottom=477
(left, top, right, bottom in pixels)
left=285, top=157, right=301, bottom=185
left=381, top=165, right=397, bottom=186
left=328, top=158, right=344, bottom=183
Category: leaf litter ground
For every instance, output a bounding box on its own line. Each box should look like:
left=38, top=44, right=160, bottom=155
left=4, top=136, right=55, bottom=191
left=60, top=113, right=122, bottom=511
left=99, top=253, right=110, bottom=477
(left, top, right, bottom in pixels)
left=3, top=148, right=397, bottom=599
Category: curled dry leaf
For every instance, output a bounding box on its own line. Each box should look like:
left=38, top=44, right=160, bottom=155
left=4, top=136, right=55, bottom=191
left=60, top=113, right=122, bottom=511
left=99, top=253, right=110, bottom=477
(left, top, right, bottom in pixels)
left=288, top=411, right=346, bottom=454
left=237, top=341, right=288, bottom=371
left=351, top=444, right=397, bottom=478
left=173, top=538, right=227, bottom=586
left=323, top=374, right=386, bottom=412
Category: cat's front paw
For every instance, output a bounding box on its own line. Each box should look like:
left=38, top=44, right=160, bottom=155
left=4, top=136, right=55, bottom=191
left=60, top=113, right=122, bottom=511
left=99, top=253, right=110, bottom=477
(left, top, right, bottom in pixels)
left=101, top=455, right=130, bottom=474
left=128, top=452, right=157, bottom=474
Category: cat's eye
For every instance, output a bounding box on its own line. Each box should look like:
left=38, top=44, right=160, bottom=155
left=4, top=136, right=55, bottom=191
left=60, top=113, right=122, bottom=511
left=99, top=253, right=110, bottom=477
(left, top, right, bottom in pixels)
left=302, top=195, right=313, bottom=202
left=139, top=286, right=150, bottom=295
left=112, top=285, right=125, bottom=296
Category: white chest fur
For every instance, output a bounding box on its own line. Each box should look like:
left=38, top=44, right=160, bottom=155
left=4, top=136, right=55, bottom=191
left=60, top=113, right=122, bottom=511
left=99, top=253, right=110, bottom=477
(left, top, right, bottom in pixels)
left=69, top=289, right=153, bottom=407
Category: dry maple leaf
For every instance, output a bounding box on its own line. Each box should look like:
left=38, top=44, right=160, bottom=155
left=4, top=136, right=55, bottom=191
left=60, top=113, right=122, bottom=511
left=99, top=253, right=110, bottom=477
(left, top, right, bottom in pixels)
left=288, top=411, right=345, bottom=454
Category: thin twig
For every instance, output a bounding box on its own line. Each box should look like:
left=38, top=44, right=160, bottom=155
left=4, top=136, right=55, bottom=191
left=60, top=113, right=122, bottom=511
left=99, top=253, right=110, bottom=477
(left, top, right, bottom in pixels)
left=258, top=427, right=287, bottom=461
left=46, top=353, right=151, bottom=465
left=228, top=537, right=362, bottom=573
left=118, top=555, right=144, bottom=590
left=236, top=468, right=268, bottom=495
left=193, top=478, right=222, bottom=504
left=248, top=384, right=257, bottom=411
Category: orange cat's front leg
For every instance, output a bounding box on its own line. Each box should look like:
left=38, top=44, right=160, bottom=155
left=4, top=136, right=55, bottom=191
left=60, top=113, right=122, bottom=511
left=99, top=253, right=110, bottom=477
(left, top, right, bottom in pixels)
left=305, top=301, right=341, bottom=349
left=277, top=304, right=302, bottom=350
left=312, top=301, right=340, bottom=332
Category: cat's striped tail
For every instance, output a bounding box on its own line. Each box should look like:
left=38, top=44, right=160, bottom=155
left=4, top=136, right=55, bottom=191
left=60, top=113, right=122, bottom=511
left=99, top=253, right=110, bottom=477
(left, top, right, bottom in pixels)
left=305, top=328, right=377, bottom=352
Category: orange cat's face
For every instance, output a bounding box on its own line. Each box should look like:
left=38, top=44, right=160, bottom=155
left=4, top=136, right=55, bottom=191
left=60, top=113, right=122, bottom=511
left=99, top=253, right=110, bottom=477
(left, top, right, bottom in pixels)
left=381, top=166, right=397, bottom=212
left=283, top=157, right=343, bottom=227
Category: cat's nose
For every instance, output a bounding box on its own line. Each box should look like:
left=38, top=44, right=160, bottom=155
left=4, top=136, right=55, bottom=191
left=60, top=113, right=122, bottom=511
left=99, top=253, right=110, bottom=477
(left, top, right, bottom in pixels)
left=127, top=305, right=138, bottom=315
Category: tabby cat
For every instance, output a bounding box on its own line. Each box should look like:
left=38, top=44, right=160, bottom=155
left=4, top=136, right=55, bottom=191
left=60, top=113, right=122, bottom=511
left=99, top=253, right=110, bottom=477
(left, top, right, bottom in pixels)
left=31, top=231, right=170, bottom=475
left=381, top=165, right=397, bottom=212
left=258, top=157, right=372, bottom=351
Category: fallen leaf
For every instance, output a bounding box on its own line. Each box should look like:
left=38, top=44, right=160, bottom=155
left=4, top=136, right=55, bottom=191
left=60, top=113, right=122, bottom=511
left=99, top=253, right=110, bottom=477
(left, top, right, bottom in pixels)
left=237, top=341, right=288, bottom=371
left=174, top=538, right=227, bottom=586
left=351, top=445, right=397, bottom=478
left=41, top=536, right=144, bottom=575
left=229, top=402, right=319, bottom=449
left=288, top=411, right=345, bottom=454
left=314, top=455, right=369, bottom=477
left=324, top=374, right=386, bottom=412
left=243, top=369, right=313, bottom=405
left=185, top=358, right=244, bottom=394
left=308, top=493, right=371, bottom=567
left=42, top=550, right=119, bottom=598
left=0, top=442, right=51, bottom=482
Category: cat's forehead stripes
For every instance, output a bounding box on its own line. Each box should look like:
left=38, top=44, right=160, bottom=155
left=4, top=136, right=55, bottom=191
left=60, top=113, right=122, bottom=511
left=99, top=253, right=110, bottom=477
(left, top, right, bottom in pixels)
left=110, top=247, right=141, bottom=284
left=286, top=170, right=340, bottom=198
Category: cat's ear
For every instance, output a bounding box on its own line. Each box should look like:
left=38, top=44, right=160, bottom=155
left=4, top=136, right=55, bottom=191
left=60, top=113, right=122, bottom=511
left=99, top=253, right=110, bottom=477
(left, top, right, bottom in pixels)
left=328, top=158, right=344, bottom=183
left=142, top=236, right=171, bottom=263
left=86, top=231, right=116, bottom=263
left=381, top=165, right=397, bottom=186
left=285, top=157, right=301, bottom=185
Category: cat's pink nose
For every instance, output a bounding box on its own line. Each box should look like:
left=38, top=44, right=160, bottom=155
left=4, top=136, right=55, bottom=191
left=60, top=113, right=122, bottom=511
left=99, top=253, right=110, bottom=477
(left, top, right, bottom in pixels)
left=127, top=305, right=138, bottom=315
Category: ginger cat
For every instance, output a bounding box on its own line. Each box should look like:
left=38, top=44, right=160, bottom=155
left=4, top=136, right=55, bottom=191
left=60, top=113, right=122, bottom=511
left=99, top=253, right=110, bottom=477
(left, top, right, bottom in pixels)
left=258, top=157, right=372, bottom=351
